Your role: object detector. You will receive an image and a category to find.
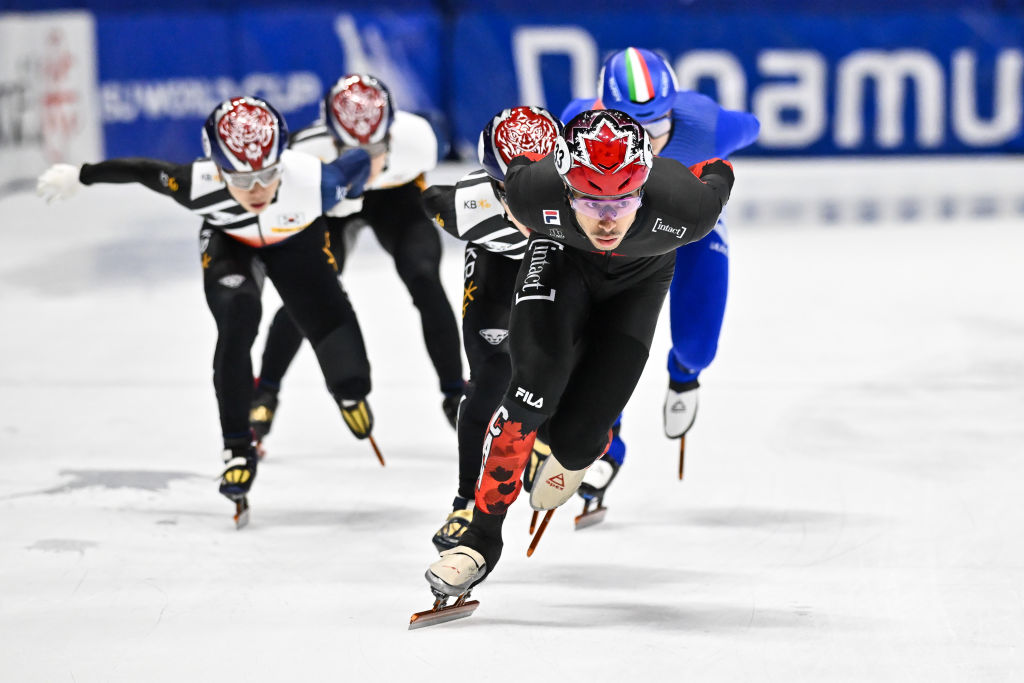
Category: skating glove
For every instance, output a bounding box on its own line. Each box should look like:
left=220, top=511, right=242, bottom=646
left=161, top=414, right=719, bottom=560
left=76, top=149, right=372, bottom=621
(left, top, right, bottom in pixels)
left=327, top=147, right=372, bottom=199
left=36, top=163, right=84, bottom=203
left=690, top=158, right=735, bottom=191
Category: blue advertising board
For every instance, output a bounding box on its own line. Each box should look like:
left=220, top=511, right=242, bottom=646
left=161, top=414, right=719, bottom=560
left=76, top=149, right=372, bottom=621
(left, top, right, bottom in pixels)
left=450, top=10, right=1024, bottom=156
left=76, top=5, right=1024, bottom=160
left=96, top=9, right=443, bottom=161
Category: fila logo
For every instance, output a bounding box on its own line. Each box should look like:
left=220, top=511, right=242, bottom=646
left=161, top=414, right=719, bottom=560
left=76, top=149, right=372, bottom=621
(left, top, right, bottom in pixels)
left=479, top=328, right=508, bottom=345
left=543, top=210, right=560, bottom=225
left=514, top=386, right=543, bottom=408
left=546, top=473, right=565, bottom=490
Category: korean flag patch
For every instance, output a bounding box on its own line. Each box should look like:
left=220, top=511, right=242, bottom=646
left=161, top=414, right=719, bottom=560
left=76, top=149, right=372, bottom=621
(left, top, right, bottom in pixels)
left=543, top=210, right=561, bottom=225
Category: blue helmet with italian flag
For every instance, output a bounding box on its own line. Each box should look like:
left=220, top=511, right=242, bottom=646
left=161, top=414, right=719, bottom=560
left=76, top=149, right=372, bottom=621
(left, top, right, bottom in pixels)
left=597, top=47, right=677, bottom=125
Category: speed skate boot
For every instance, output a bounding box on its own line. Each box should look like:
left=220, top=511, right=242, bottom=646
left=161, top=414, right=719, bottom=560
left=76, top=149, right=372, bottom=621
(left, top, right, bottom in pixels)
left=219, top=443, right=258, bottom=500
left=339, top=398, right=374, bottom=439
left=249, top=382, right=279, bottom=444
left=528, top=450, right=591, bottom=511
left=521, top=438, right=551, bottom=493
left=219, top=442, right=258, bottom=528
left=664, top=378, right=700, bottom=438
left=578, top=453, right=620, bottom=502
left=426, top=546, right=487, bottom=597
left=426, top=510, right=504, bottom=596
left=575, top=453, right=620, bottom=529
left=412, top=544, right=487, bottom=629
left=414, top=512, right=503, bottom=627
left=431, top=496, right=474, bottom=552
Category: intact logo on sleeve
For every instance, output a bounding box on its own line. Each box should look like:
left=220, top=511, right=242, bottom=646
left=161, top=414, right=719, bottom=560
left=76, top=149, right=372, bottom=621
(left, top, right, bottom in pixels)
left=515, top=238, right=562, bottom=304
left=652, top=217, right=686, bottom=239
left=543, top=210, right=561, bottom=225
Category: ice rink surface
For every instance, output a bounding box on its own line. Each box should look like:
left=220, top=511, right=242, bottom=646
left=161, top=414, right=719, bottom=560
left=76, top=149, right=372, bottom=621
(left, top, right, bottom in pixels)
left=1, top=158, right=1023, bottom=681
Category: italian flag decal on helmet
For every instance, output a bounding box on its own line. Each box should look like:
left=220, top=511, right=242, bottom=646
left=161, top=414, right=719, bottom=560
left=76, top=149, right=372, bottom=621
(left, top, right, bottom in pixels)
left=624, top=47, right=656, bottom=103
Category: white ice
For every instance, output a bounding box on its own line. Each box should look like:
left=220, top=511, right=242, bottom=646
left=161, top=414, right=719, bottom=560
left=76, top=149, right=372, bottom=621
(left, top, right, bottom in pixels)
left=1, top=158, right=1022, bottom=682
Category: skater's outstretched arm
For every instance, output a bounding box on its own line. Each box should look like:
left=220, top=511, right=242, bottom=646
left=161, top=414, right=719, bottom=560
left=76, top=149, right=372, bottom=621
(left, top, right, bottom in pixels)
left=37, top=158, right=194, bottom=203
left=422, top=171, right=529, bottom=258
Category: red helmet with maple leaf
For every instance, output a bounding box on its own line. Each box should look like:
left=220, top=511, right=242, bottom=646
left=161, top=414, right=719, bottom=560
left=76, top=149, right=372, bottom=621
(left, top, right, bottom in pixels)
left=553, top=109, right=653, bottom=198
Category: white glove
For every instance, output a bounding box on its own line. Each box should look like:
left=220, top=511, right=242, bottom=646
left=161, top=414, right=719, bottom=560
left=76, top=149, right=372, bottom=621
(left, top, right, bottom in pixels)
left=36, top=163, right=83, bottom=203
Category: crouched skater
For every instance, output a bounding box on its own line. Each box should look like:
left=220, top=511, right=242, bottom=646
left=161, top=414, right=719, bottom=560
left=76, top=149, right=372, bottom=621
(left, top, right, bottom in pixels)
left=37, top=96, right=382, bottom=527
left=412, top=108, right=734, bottom=625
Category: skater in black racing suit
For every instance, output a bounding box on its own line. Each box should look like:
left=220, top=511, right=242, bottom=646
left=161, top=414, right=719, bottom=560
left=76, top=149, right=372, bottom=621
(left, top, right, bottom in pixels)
left=36, top=96, right=381, bottom=511
left=425, top=109, right=734, bottom=599
left=252, top=75, right=464, bottom=440
left=424, top=106, right=561, bottom=552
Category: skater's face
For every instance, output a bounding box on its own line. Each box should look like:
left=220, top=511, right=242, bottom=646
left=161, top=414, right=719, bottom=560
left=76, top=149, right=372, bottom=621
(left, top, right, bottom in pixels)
left=570, top=190, right=641, bottom=251
left=224, top=175, right=281, bottom=214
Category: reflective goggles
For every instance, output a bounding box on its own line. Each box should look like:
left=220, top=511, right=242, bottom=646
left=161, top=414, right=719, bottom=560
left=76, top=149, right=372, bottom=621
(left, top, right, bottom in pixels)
left=221, top=163, right=284, bottom=190
left=641, top=112, right=672, bottom=138
left=570, top=193, right=643, bottom=220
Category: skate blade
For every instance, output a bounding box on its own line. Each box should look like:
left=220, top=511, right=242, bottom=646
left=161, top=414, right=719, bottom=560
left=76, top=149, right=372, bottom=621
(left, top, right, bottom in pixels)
left=574, top=506, right=607, bottom=530
left=368, top=434, right=386, bottom=467
left=526, top=509, right=554, bottom=557
left=233, top=498, right=250, bottom=529
left=408, top=600, right=479, bottom=630
left=678, top=434, right=686, bottom=480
